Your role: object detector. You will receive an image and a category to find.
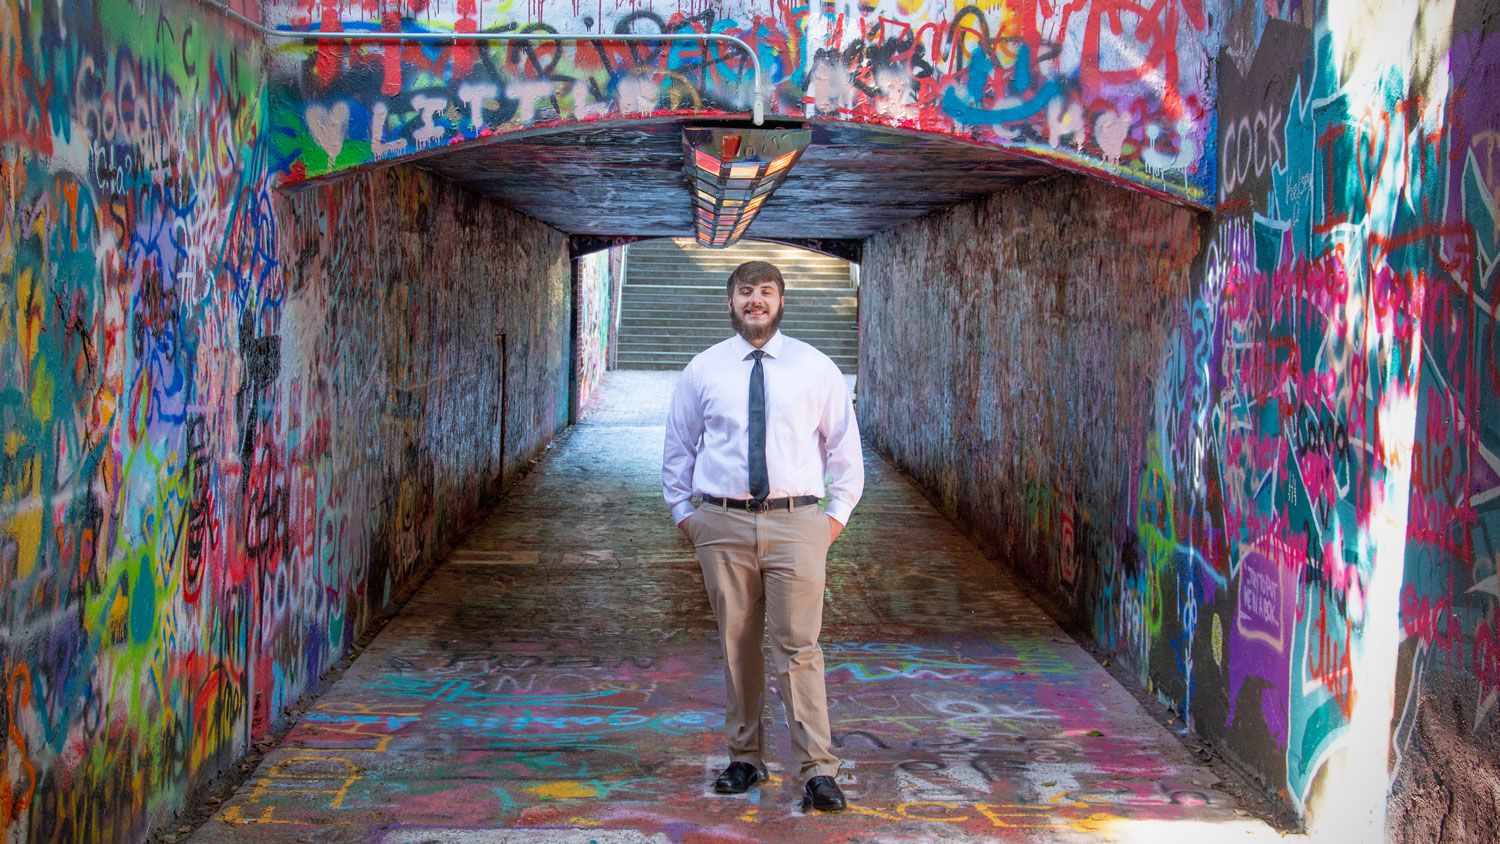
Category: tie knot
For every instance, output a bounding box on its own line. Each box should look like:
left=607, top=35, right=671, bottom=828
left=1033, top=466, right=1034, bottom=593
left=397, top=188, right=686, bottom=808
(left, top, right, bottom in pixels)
left=751, top=350, right=765, bottom=361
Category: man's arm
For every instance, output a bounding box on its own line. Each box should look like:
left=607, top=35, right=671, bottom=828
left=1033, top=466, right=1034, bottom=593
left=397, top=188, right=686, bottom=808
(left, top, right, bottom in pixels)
left=819, top=365, right=864, bottom=529
left=662, top=365, right=703, bottom=527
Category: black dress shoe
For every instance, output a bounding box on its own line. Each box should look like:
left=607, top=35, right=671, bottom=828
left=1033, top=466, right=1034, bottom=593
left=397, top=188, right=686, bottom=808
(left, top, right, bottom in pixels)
left=801, top=775, right=846, bottom=811
left=713, top=761, right=761, bottom=794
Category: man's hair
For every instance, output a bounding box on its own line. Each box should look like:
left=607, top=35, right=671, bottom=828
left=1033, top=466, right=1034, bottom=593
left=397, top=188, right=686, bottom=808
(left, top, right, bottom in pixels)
left=725, top=260, right=785, bottom=296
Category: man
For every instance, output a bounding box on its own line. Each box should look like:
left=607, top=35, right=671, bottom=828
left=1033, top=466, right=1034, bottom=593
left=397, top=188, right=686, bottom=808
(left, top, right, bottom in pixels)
left=662, top=259, right=864, bottom=812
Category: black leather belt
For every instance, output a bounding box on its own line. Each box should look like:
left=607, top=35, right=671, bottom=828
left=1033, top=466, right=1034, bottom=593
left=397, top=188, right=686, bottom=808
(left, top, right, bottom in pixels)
left=702, top=494, right=821, bottom=513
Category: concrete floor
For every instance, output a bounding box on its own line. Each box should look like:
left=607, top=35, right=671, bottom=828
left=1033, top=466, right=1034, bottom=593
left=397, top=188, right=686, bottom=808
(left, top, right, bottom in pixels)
left=190, top=371, right=1283, bottom=843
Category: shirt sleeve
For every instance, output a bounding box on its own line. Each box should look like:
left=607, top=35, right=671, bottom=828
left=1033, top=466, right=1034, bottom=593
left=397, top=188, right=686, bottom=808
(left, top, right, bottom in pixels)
left=819, top=364, right=864, bottom=525
left=662, top=363, right=704, bottom=525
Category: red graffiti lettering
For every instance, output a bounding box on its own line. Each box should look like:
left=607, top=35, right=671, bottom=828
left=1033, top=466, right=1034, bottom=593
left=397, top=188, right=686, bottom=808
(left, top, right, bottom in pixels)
left=1307, top=604, right=1355, bottom=719
left=1400, top=581, right=1461, bottom=661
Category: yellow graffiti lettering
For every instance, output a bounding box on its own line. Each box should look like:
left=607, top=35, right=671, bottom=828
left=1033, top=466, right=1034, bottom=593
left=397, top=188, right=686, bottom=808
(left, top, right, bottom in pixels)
left=897, top=800, right=968, bottom=821
left=973, top=802, right=1020, bottom=827
left=246, top=754, right=361, bottom=809
left=315, top=701, right=423, bottom=718
left=221, top=804, right=297, bottom=825
left=844, top=801, right=902, bottom=821
left=299, top=718, right=398, bottom=753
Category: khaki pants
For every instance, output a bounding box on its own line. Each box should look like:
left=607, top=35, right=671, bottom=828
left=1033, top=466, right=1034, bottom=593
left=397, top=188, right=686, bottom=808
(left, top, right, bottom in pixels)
left=687, top=502, right=838, bottom=785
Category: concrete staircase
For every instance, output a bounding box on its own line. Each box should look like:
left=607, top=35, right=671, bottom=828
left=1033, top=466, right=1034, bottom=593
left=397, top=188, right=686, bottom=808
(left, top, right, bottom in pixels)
left=616, top=239, right=859, bottom=372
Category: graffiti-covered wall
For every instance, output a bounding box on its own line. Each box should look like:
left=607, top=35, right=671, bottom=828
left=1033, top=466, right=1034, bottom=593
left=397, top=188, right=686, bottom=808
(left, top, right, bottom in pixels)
left=859, top=175, right=1203, bottom=742
left=574, top=247, right=618, bottom=413
left=1192, top=0, right=1499, bottom=836
left=0, top=1, right=571, bottom=840
left=862, top=0, right=1500, bottom=837
left=265, top=0, right=1218, bottom=203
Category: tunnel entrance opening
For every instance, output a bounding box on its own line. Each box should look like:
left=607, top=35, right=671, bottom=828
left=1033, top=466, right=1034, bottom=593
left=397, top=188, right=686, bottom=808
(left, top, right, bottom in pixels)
left=566, top=235, right=860, bottom=429
left=611, top=237, right=858, bottom=374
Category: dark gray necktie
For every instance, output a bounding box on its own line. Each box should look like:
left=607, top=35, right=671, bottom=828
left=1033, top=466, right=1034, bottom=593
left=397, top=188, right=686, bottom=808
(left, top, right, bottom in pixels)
left=748, top=350, right=768, bottom=501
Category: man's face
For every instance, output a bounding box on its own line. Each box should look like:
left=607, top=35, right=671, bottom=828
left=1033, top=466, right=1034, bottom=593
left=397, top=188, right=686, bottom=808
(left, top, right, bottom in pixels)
left=728, top=277, right=784, bottom=343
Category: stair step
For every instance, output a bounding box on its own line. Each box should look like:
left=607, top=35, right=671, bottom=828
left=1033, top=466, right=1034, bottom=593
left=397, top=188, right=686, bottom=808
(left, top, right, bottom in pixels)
left=620, top=305, right=857, bottom=314
left=619, top=327, right=856, bottom=339
left=622, top=296, right=857, bottom=304
left=628, top=258, right=846, bottom=266
left=625, top=279, right=851, bottom=290
left=618, top=322, right=858, bottom=331
left=627, top=278, right=851, bottom=288
left=615, top=337, right=858, bottom=349
left=623, top=291, right=856, bottom=299
left=624, top=290, right=856, bottom=296
left=624, top=293, right=857, bottom=306
left=618, top=319, right=857, bottom=328
left=617, top=327, right=859, bottom=337
left=621, top=311, right=858, bottom=322
left=620, top=326, right=856, bottom=336
left=625, top=261, right=842, bottom=269
left=618, top=321, right=856, bottom=331
left=627, top=262, right=848, bottom=271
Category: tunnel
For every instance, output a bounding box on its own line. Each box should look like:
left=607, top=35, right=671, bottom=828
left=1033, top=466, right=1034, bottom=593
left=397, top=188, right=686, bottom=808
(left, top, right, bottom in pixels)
left=1, top=0, right=1497, bottom=841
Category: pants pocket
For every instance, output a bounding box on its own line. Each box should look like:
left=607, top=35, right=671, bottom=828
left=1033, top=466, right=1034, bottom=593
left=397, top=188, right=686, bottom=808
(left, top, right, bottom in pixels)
left=806, top=507, right=832, bottom=548
left=689, top=507, right=714, bottom=546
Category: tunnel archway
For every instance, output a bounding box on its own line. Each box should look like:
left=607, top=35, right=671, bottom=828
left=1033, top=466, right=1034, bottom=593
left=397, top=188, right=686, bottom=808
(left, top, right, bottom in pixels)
left=267, top=1, right=1216, bottom=206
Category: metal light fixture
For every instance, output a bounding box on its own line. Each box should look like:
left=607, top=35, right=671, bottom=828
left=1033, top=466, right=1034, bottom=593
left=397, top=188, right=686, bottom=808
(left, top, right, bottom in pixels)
left=682, top=127, right=811, bottom=248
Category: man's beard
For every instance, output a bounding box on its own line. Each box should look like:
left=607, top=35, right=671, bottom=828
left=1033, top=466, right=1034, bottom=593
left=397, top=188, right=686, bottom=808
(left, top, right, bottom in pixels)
left=730, top=303, right=783, bottom=344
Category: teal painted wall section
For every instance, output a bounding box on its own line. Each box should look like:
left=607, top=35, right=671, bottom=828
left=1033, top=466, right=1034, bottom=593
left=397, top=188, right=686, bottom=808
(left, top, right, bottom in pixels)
left=263, top=0, right=1219, bottom=203
left=860, top=0, right=1500, bottom=836
left=0, top=1, right=571, bottom=840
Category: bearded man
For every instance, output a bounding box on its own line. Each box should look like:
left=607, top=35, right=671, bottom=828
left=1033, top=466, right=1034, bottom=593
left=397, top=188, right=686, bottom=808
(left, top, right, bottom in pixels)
left=661, top=259, right=864, bottom=812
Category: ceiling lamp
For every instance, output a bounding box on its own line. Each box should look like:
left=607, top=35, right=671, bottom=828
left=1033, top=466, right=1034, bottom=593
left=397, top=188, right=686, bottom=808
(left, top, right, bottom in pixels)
left=682, top=127, right=811, bottom=249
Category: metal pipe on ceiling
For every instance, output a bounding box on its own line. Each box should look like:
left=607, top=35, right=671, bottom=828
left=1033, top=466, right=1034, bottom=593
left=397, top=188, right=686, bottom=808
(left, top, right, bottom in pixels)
left=197, top=0, right=767, bottom=125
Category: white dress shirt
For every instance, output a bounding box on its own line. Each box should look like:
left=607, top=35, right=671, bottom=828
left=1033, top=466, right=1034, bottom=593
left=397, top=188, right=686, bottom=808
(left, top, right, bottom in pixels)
left=663, top=331, right=864, bottom=526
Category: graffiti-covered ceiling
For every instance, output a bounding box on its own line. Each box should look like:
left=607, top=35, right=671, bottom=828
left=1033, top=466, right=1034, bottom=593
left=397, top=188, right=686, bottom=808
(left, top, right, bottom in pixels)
left=266, top=0, right=1217, bottom=205
left=413, top=120, right=1061, bottom=239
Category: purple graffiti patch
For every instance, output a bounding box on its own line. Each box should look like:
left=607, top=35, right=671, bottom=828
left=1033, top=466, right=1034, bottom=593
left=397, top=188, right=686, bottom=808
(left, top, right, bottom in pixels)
left=1227, top=539, right=1293, bottom=748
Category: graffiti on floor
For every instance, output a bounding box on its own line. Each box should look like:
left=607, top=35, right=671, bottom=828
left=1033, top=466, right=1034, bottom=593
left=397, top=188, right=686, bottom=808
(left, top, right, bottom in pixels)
left=189, top=419, right=1267, bottom=841
left=206, top=630, right=1246, bottom=838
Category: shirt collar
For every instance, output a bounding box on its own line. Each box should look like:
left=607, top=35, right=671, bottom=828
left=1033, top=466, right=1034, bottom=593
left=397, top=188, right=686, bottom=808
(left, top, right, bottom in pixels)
left=734, top=330, right=785, bottom=360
